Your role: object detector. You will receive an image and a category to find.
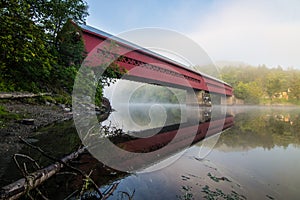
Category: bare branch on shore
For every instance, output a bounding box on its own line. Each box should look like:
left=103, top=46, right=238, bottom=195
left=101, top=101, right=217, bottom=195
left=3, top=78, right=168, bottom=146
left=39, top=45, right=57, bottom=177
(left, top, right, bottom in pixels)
left=0, top=92, right=52, bottom=99
left=0, top=139, right=90, bottom=200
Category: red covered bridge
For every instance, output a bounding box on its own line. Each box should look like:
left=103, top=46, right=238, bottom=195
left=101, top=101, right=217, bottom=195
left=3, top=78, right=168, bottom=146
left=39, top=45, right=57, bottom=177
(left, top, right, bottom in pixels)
left=77, top=23, right=233, bottom=105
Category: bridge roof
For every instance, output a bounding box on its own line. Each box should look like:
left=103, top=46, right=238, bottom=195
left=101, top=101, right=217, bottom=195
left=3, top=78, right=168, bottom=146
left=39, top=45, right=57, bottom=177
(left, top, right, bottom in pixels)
left=78, top=23, right=231, bottom=87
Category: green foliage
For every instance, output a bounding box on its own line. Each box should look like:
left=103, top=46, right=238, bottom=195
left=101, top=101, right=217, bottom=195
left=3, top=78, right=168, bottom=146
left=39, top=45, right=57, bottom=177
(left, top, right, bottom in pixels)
left=57, top=20, right=86, bottom=66
left=289, top=71, right=300, bottom=100
left=0, top=0, right=123, bottom=102
left=94, top=61, right=127, bottom=106
left=0, top=105, right=7, bottom=115
left=95, top=83, right=104, bottom=107
left=93, top=42, right=128, bottom=88
left=0, top=0, right=88, bottom=95
left=74, top=60, right=125, bottom=107
left=38, top=0, right=88, bottom=48
left=234, top=82, right=263, bottom=104
left=0, top=0, right=55, bottom=91
left=0, top=105, right=22, bottom=124
left=266, top=73, right=282, bottom=99
left=220, top=65, right=300, bottom=104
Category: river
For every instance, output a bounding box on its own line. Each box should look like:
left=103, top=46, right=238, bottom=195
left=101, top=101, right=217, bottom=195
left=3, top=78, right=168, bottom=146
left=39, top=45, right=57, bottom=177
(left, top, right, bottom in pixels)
left=1, top=105, right=300, bottom=199
left=95, top=105, right=300, bottom=200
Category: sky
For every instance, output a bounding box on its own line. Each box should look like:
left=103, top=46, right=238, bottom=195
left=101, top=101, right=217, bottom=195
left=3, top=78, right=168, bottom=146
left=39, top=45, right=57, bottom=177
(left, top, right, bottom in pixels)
left=85, top=0, right=300, bottom=69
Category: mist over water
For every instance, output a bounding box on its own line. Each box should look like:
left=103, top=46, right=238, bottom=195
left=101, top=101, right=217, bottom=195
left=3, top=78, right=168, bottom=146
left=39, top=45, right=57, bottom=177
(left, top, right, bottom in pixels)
left=102, top=103, right=186, bottom=132
left=98, top=105, right=300, bottom=199
left=104, top=79, right=186, bottom=104
left=102, top=79, right=188, bottom=132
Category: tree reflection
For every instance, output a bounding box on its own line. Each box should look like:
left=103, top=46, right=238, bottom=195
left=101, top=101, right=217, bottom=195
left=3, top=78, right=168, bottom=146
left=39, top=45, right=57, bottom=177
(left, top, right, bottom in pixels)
left=216, top=108, right=300, bottom=150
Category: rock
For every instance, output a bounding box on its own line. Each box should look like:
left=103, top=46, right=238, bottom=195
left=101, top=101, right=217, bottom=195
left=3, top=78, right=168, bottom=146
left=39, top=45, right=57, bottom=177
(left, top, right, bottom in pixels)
left=23, top=138, right=39, bottom=143
left=83, top=96, right=91, bottom=102
left=59, top=104, right=66, bottom=109
left=64, top=107, right=71, bottom=112
left=102, top=97, right=111, bottom=111
left=21, top=119, right=35, bottom=125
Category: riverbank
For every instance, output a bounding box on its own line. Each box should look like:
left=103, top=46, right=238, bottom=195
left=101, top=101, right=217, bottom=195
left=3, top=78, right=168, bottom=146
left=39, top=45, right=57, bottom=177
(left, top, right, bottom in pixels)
left=0, top=99, right=73, bottom=178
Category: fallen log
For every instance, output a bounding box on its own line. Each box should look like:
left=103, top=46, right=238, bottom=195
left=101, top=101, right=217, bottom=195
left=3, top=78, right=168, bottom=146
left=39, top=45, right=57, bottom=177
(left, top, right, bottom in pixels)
left=0, top=92, right=52, bottom=99
left=0, top=146, right=86, bottom=200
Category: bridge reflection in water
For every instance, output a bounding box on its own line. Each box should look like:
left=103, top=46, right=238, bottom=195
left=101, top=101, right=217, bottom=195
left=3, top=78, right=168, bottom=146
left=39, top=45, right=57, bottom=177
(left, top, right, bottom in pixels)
left=79, top=105, right=234, bottom=173
left=69, top=107, right=300, bottom=199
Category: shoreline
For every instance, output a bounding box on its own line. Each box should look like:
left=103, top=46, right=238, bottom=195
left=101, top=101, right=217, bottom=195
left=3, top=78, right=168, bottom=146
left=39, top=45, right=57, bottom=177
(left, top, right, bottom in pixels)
left=0, top=100, right=73, bottom=178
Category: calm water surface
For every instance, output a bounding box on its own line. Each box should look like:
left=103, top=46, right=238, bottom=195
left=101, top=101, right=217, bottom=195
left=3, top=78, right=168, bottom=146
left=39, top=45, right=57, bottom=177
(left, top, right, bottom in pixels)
left=1, top=105, right=300, bottom=200
left=99, top=106, right=300, bottom=200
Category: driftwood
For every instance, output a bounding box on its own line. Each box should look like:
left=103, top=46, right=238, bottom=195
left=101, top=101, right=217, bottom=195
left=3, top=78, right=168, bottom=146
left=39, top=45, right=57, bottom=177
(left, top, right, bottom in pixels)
left=0, top=146, right=87, bottom=200
left=0, top=92, right=51, bottom=99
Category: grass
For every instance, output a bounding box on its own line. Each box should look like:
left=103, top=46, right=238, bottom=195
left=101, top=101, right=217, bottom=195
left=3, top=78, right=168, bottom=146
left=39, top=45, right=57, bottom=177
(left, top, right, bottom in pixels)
left=0, top=105, right=22, bottom=128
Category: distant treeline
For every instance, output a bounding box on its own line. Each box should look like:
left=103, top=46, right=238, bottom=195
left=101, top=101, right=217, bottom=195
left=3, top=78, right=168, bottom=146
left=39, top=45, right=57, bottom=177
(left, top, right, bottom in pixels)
left=219, top=65, right=300, bottom=104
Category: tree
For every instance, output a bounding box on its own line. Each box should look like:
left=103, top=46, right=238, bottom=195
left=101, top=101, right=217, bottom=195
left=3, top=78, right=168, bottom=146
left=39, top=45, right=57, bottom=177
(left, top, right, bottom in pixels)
left=0, top=0, right=88, bottom=92
left=40, top=0, right=88, bottom=48
left=0, top=0, right=55, bottom=91
left=266, top=73, right=282, bottom=100
left=218, top=64, right=300, bottom=104
left=234, top=81, right=262, bottom=104
left=234, top=82, right=248, bottom=100
left=289, top=71, right=300, bottom=100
